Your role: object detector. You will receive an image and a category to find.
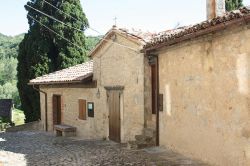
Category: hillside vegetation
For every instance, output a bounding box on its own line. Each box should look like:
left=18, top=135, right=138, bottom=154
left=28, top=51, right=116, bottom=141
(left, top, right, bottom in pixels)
left=0, top=33, right=99, bottom=109
left=0, top=33, right=24, bottom=108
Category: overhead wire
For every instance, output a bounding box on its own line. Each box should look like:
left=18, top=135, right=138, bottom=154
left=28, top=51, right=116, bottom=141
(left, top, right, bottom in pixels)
left=42, top=0, right=102, bottom=35
left=26, top=1, right=139, bottom=52
left=26, top=4, right=84, bottom=33
left=27, top=14, right=84, bottom=50
left=14, top=0, right=83, bottom=50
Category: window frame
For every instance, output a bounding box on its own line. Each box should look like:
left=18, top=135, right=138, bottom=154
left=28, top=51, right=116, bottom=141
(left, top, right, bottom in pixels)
left=87, top=102, right=94, bottom=118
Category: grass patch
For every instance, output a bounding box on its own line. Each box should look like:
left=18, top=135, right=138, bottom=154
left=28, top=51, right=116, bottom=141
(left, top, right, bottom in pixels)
left=12, top=109, right=25, bottom=126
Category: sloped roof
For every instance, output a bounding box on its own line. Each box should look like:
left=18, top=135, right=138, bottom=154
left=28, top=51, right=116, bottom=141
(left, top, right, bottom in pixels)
left=89, top=26, right=155, bottom=57
left=117, top=27, right=155, bottom=43
left=29, top=60, right=93, bottom=85
left=144, top=6, right=250, bottom=51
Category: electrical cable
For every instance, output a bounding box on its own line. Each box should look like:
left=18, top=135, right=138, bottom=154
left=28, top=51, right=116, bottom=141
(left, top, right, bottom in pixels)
left=27, top=14, right=84, bottom=50
left=26, top=1, right=139, bottom=52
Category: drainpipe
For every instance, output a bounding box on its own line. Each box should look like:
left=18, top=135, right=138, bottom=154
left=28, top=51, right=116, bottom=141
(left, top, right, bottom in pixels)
left=32, top=85, right=48, bottom=131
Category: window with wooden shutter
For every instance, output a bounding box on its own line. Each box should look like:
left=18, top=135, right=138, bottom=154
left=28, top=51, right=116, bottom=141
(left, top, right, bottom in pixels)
left=79, top=99, right=86, bottom=120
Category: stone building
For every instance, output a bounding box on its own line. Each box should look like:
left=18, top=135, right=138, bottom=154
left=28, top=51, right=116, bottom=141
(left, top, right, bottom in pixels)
left=29, top=0, right=250, bottom=165
left=29, top=27, right=156, bottom=144
left=143, top=4, right=250, bottom=166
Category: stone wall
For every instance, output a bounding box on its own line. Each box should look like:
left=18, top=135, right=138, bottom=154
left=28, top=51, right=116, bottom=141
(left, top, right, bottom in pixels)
left=6, top=121, right=42, bottom=132
left=40, top=86, right=106, bottom=139
left=157, top=24, right=250, bottom=165
left=39, top=33, right=146, bottom=142
left=92, top=33, right=145, bottom=142
left=144, top=57, right=154, bottom=128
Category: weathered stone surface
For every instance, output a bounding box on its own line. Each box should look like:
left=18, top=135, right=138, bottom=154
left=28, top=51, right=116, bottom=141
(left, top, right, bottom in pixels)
left=6, top=121, right=42, bottom=132
left=0, top=131, right=208, bottom=166
left=127, top=127, right=157, bottom=150
left=39, top=32, right=147, bottom=143
left=143, top=128, right=156, bottom=138
left=157, top=24, right=250, bottom=166
left=206, top=0, right=226, bottom=19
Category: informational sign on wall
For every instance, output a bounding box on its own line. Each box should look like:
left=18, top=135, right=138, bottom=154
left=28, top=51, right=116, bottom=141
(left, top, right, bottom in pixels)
left=87, top=102, right=94, bottom=118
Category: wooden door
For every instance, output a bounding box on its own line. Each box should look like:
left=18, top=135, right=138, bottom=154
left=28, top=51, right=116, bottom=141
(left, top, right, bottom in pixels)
left=53, top=95, right=61, bottom=126
left=108, top=90, right=121, bottom=142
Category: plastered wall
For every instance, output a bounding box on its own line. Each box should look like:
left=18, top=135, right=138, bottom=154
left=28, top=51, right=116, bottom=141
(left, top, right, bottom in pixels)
left=158, top=24, right=250, bottom=166
left=39, top=33, right=147, bottom=142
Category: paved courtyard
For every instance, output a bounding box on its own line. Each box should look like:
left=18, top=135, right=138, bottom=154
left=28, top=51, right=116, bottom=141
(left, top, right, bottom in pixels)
left=0, top=131, right=209, bottom=166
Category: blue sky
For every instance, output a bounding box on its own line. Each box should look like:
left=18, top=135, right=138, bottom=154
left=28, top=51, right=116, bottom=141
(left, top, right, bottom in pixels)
left=1, top=0, right=250, bottom=36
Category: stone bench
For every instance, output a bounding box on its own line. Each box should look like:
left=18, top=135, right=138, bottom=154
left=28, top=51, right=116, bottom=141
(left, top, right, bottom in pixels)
left=54, top=124, right=76, bottom=137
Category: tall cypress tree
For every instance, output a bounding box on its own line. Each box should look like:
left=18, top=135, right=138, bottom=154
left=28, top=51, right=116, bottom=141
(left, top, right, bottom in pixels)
left=226, top=0, right=243, bottom=11
left=17, top=0, right=89, bottom=122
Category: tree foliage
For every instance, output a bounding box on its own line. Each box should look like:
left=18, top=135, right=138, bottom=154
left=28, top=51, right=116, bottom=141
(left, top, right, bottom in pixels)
left=226, top=0, right=243, bottom=11
left=0, top=33, right=23, bottom=108
left=0, top=32, right=98, bottom=119
left=17, top=0, right=89, bottom=122
left=0, top=33, right=24, bottom=59
left=0, top=32, right=98, bottom=114
left=85, top=36, right=101, bottom=53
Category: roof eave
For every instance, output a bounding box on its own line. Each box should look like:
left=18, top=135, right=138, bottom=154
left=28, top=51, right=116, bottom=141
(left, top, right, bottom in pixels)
left=28, top=80, right=82, bottom=85
left=88, top=28, right=145, bottom=57
left=88, top=28, right=117, bottom=57
left=28, top=73, right=94, bottom=86
left=143, top=13, right=250, bottom=53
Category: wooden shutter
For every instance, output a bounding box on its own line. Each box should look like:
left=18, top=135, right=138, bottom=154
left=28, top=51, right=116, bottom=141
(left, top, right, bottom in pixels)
left=79, top=99, right=86, bottom=120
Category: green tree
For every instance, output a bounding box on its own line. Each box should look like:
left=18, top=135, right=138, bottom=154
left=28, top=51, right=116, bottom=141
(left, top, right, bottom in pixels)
left=226, top=0, right=243, bottom=11
left=0, top=33, right=23, bottom=109
left=17, top=0, right=89, bottom=122
left=85, top=36, right=101, bottom=53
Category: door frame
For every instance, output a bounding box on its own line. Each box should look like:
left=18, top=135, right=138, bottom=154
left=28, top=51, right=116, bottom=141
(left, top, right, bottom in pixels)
left=148, top=54, right=160, bottom=146
left=52, top=94, right=62, bottom=127
left=105, top=86, right=124, bottom=143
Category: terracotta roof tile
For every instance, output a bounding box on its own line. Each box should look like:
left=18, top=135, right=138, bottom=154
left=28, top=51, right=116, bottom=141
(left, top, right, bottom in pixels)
left=29, top=60, right=93, bottom=85
left=144, top=6, right=250, bottom=50
left=89, top=26, right=155, bottom=57
left=117, top=27, right=156, bottom=43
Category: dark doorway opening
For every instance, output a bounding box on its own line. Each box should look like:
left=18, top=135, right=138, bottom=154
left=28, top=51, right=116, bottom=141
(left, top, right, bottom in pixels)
left=52, top=95, right=62, bottom=127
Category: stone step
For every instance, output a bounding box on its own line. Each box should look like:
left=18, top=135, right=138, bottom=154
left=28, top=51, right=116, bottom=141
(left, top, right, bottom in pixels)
left=127, top=140, right=156, bottom=150
left=137, top=137, right=156, bottom=144
left=127, top=141, right=138, bottom=149
left=128, top=128, right=157, bottom=150
left=135, top=135, right=153, bottom=143
left=137, top=142, right=156, bottom=149
left=143, top=128, right=156, bottom=138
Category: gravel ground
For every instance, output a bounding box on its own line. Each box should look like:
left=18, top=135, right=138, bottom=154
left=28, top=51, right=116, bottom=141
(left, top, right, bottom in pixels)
left=0, top=131, right=209, bottom=166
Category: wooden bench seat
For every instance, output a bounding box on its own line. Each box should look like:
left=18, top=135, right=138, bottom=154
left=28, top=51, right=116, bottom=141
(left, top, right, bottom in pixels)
left=54, top=124, right=76, bottom=137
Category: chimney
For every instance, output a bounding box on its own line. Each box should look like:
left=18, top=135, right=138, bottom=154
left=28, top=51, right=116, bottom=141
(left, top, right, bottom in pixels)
left=206, top=0, right=226, bottom=19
